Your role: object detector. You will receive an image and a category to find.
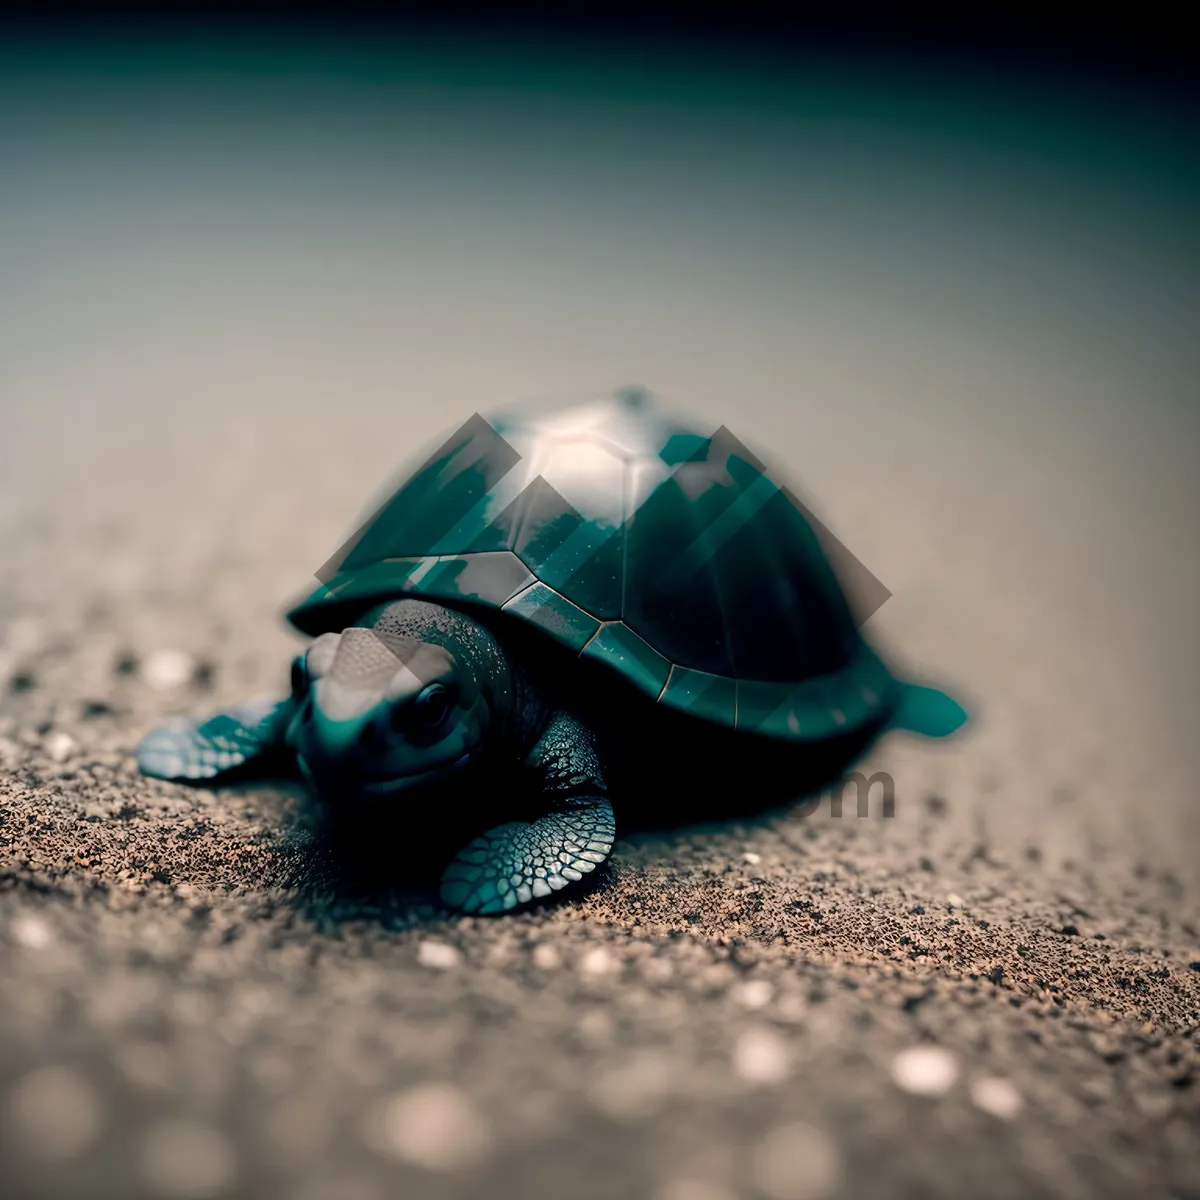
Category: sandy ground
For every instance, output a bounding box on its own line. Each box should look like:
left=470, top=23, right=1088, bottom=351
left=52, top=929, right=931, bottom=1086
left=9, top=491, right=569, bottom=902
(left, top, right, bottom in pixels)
left=2, top=35, right=1199, bottom=1200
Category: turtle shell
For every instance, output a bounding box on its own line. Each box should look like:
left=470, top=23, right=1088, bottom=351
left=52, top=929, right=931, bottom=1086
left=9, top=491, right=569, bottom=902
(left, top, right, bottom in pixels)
left=287, top=389, right=899, bottom=742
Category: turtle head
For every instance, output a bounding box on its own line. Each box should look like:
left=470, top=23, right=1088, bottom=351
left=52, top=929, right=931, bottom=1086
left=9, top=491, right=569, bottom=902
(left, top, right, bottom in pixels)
left=286, top=602, right=494, bottom=800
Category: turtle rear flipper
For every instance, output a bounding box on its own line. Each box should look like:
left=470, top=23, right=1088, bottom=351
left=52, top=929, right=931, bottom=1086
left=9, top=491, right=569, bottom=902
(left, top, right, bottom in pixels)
left=136, top=696, right=297, bottom=782
left=887, top=682, right=969, bottom=739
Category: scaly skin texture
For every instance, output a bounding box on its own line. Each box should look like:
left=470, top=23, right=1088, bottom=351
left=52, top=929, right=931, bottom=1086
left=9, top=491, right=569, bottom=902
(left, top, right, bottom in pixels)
left=136, top=599, right=616, bottom=913
left=441, top=710, right=616, bottom=913
left=364, top=599, right=544, bottom=756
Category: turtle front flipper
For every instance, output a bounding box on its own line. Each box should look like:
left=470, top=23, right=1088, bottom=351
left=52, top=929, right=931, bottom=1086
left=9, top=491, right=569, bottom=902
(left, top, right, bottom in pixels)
left=440, top=709, right=615, bottom=914
left=440, top=798, right=616, bottom=914
left=136, top=695, right=297, bottom=782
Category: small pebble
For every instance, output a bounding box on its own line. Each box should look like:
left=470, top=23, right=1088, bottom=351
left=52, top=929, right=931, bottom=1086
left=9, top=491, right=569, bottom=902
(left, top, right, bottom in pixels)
left=640, top=956, right=674, bottom=985
left=589, top=1052, right=675, bottom=1121
left=290, top=1176, right=386, bottom=1200
left=5, top=617, right=44, bottom=652
left=890, top=1045, right=960, bottom=1096
left=531, top=943, right=561, bottom=970
left=733, top=1026, right=791, bottom=1085
left=11, top=914, right=54, bottom=950
left=367, top=1083, right=492, bottom=1171
left=5, top=1065, right=102, bottom=1161
left=141, top=650, right=197, bottom=691
left=751, top=1121, right=843, bottom=1200
left=732, top=979, right=774, bottom=1010
left=946, top=892, right=965, bottom=907
left=44, top=731, right=76, bottom=763
left=416, top=940, right=461, bottom=970
left=969, top=1075, right=1024, bottom=1120
left=115, top=1043, right=175, bottom=1093
left=264, top=1094, right=333, bottom=1156
left=138, top=1118, right=237, bottom=1198
left=654, top=1178, right=741, bottom=1200
left=742, top=851, right=762, bottom=865
left=577, top=1008, right=616, bottom=1046
left=1134, top=1090, right=1173, bottom=1119
left=774, top=993, right=807, bottom=1025
left=579, top=946, right=616, bottom=976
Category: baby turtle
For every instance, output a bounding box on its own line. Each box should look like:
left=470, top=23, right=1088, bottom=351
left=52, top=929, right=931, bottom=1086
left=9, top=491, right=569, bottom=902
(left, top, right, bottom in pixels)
left=137, top=389, right=965, bottom=913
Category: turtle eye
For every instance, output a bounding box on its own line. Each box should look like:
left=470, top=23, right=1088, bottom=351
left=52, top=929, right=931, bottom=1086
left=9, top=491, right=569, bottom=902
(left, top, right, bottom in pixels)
left=290, top=657, right=308, bottom=699
left=413, top=682, right=451, bottom=728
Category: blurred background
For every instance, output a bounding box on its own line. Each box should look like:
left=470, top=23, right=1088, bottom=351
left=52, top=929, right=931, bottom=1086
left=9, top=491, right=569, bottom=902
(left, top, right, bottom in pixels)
left=1, top=10, right=1198, bottom=1200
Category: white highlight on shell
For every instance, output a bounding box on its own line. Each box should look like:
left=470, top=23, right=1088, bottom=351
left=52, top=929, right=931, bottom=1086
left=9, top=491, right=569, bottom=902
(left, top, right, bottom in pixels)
left=538, top=439, right=627, bottom=527
left=5, top=1065, right=103, bottom=1161
left=890, top=1045, right=960, bottom=1096
left=733, top=1026, right=791, bottom=1085
left=141, top=650, right=197, bottom=691
left=366, top=1083, right=492, bottom=1171
left=969, top=1075, right=1024, bottom=1120
left=137, top=1118, right=238, bottom=1198
left=751, top=1120, right=843, bottom=1200
left=416, top=941, right=461, bottom=971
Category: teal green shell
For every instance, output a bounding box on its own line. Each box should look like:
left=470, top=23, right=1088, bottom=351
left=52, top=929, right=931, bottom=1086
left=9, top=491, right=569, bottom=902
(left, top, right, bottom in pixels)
left=287, top=390, right=899, bottom=742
